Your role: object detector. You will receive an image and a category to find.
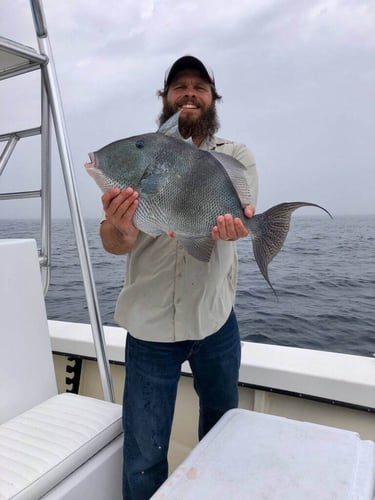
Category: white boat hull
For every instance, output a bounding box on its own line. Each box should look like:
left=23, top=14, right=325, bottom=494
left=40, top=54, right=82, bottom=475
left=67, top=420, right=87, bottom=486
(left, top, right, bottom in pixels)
left=49, top=319, right=375, bottom=472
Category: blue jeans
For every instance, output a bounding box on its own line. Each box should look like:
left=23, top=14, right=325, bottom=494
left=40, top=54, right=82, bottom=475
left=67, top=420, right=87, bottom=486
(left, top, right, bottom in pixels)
left=122, top=309, right=241, bottom=500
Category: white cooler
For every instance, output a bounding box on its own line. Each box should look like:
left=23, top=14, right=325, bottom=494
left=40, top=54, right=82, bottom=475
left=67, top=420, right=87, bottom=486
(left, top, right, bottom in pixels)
left=153, top=409, right=375, bottom=499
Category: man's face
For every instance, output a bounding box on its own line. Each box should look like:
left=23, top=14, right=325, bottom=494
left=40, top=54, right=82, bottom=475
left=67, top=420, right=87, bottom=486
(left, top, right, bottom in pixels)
left=161, top=68, right=219, bottom=141
left=165, top=68, right=214, bottom=120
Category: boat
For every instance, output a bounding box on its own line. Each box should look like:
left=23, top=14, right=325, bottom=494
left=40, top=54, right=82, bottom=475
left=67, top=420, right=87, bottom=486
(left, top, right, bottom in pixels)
left=1, top=2, right=375, bottom=498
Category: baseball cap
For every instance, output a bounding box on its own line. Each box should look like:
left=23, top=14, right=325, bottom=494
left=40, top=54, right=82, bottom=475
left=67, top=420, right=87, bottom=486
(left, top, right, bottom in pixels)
left=164, top=55, right=215, bottom=88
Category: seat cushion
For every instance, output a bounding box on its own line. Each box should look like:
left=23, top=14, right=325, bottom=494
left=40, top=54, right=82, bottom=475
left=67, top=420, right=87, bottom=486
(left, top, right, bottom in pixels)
left=0, top=393, right=122, bottom=500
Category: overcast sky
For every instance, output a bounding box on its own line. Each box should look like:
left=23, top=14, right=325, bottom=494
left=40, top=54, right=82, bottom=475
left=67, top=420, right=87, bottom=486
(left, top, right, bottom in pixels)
left=0, top=0, right=374, bottom=219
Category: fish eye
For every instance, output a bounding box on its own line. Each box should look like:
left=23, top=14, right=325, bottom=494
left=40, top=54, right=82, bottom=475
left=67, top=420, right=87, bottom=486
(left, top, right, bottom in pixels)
left=135, top=140, right=144, bottom=149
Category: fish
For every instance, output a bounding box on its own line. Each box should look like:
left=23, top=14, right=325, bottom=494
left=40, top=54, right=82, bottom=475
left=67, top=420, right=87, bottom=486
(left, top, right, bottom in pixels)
left=85, top=111, right=332, bottom=294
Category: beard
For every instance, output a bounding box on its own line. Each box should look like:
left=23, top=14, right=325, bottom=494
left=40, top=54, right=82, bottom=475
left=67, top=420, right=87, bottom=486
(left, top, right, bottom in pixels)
left=158, top=99, right=220, bottom=140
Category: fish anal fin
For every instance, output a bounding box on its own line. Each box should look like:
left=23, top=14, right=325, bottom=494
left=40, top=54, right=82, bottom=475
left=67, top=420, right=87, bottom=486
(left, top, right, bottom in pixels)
left=177, top=236, right=216, bottom=262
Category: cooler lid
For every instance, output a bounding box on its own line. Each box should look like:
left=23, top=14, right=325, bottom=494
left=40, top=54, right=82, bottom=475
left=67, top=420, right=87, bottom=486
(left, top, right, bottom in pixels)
left=153, top=409, right=375, bottom=499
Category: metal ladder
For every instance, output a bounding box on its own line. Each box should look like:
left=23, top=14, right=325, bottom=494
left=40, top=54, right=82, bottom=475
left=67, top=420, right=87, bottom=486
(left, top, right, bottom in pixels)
left=0, top=1, right=114, bottom=402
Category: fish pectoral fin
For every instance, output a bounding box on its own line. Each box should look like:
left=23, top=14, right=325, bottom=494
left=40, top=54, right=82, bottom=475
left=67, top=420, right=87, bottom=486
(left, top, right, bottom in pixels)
left=177, top=236, right=216, bottom=262
left=139, top=173, right=160, bottom=194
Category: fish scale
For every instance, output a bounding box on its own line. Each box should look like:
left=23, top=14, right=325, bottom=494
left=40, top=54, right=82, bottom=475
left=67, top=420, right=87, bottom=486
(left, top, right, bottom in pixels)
left=139, top=145, right=242, bottom=235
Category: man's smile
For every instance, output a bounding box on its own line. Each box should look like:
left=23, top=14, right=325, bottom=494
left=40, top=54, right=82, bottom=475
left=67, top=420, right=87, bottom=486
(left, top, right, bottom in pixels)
left=180, top=103, right=199, bottom=109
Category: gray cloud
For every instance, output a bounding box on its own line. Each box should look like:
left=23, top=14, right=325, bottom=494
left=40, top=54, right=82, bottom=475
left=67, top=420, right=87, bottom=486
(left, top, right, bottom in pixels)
left=1, top=0, right=374, bottom=219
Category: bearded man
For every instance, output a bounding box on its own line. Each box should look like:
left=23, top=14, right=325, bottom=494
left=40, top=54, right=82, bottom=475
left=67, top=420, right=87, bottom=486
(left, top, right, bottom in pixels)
left=100, top=55, right=258, bottom=500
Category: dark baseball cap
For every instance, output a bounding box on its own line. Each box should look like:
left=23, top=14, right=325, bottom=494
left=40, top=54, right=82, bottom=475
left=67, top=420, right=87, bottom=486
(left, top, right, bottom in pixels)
left=164, top=55, right=215, bottom=88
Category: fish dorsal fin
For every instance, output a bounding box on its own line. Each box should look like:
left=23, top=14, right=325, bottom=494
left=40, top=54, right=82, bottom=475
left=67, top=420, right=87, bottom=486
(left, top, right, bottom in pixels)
left=210, top=151, right=253, bottom=207
left=177, top=236, right=216, bottom=262
left=157, top=111, right=194, bottom=145
left=158, top=111, right=183, bottom=139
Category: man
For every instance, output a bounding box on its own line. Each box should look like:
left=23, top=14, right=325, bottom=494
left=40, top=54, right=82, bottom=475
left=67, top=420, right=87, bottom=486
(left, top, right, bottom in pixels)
left=100, top=55, right=258, bottom=500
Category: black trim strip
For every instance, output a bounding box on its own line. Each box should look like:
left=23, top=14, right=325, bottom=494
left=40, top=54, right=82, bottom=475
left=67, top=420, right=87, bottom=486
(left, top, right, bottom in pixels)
left=238, top=381, right=375, bottom=414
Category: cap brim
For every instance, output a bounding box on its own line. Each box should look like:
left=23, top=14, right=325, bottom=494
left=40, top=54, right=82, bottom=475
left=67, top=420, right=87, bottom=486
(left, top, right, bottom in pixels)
left=164, top=55, right=215, bottom=87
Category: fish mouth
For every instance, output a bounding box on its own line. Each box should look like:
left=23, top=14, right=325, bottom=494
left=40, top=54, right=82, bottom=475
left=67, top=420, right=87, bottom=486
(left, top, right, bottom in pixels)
left=84, top=152, right=98, bottom=169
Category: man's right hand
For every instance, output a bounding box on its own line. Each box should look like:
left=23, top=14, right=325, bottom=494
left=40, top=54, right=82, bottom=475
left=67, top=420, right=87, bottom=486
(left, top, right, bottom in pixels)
left=100, top=187, right=140, bottom=254
left=102, top=187, right=140, bottom=239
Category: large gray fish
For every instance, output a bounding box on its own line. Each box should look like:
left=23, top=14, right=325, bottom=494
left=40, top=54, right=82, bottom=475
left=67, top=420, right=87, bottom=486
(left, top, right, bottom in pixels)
left=85, top=112, right=331, bottom=294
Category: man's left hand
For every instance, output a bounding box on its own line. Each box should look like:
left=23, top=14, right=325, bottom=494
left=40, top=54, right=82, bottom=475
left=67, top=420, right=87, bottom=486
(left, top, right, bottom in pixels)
left=211, top=205, right=255, bottom=241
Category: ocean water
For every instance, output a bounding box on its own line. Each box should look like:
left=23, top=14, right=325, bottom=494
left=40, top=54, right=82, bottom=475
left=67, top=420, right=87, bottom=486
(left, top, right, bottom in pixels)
left=1, top=215, right=374, bottom=357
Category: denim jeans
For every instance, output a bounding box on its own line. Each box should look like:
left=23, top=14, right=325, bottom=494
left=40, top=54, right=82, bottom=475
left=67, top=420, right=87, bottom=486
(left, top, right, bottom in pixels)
left=122, top=309, right=241, bottom=500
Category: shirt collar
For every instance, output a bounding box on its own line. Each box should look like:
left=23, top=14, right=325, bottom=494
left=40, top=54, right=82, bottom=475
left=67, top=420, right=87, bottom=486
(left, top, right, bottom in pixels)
left=199, top=135, right=225, bottom=151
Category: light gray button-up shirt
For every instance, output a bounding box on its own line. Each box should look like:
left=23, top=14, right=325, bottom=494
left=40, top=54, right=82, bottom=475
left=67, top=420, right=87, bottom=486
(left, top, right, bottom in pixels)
left=114, top=136, right=258, bottom=341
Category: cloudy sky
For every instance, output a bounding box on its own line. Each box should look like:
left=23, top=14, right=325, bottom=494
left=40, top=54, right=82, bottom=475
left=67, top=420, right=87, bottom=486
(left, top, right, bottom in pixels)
left=0, top=0, right=374, bottom=219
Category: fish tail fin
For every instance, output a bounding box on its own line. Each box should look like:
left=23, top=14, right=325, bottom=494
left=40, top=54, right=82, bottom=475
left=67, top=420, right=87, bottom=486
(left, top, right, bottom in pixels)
left=247, top=202, right=332, bottom=295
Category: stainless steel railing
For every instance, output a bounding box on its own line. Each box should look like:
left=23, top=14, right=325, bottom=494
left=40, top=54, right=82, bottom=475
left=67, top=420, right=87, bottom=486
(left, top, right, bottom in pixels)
left=0, top=122, right=50, bottom=293
left=0, top=0, right=114, bottom=402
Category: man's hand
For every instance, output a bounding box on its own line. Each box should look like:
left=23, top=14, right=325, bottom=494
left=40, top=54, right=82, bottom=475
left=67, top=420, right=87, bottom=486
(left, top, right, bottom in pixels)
left=100, top=187, right=140, bottom=255
left=211, top=205, right=255, bottom=241
left=102, top=187, right=139, bottom=239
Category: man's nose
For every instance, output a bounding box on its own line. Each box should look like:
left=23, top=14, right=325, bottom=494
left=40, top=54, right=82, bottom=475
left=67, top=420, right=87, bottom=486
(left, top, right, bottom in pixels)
left=184, top=85, right=196, bottom=96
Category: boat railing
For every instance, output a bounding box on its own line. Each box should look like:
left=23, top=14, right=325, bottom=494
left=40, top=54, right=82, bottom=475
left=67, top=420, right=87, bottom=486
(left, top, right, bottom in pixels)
left=0, top=0, right=114, bottom=403
left=0, top=108, right=51, bottom=295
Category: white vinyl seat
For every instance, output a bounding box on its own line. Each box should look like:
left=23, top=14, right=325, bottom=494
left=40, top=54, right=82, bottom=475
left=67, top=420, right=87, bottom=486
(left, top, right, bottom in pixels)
left=0, top=239, right=123, bottom=500
left=0, top=394, right=122, bottom=500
